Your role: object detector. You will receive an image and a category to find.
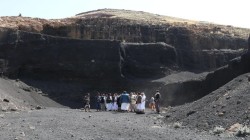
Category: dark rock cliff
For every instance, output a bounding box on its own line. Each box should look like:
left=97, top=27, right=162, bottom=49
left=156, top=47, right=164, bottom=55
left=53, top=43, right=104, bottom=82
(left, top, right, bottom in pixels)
left=0, top=28, right=178, bottom=107
left=160, top=39, right=250, bottom=107
left=120, top=42, right=177, bottom=78
left=2, top=9, right=249, bottom=72
left=42, top=18, right=248, bottom=71
left=0, top=28, right=122, bottom=82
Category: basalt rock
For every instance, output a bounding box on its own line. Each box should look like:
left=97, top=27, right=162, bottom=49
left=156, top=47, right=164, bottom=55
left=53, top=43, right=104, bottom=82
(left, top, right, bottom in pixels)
left=1, top=9, right=249, bottom=72
left=0, top=29, right=122, bottom=83
left=121, top=42, right=177, bottom=78
left=159, top=46, right=250, bottom=107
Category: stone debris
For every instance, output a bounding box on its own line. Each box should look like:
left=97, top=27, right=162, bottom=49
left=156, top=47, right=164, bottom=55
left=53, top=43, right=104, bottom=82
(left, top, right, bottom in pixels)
left=35, top=105, right=42, bottom=110
left=10, top=107, right=18, bottom=111
left=20, top=132, right=25, bottom=137
left=29, top=125, right=36, bottom=130
left=3, top=99, right=9, bottom=102
left=218, top=112, right=224, bottom=117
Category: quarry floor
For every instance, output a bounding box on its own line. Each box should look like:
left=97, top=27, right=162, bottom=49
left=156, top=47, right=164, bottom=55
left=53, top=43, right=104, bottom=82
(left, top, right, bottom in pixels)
left=0, top=108, right=240, bottom=140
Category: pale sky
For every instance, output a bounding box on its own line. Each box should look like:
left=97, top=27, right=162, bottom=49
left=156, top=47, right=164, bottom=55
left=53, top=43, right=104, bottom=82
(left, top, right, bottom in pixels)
left=0, top=0, right=249, bottom=28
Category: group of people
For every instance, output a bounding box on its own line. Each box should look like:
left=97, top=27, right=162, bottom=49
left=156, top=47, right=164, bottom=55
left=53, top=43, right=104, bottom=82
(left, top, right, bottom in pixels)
left=83, top=90, right=161, bottom=114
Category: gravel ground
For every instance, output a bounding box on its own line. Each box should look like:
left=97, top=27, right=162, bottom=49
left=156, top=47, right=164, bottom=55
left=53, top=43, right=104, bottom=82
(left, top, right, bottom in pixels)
left=0, top=72, right=249, bottom=139
left=0, top=108, right=236, bottom=140
left=164, top=73, right=250, bottom=138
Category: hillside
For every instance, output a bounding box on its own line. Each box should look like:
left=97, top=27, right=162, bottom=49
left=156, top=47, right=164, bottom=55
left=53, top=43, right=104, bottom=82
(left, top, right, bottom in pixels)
left=1, top=9, right=249, bottom=39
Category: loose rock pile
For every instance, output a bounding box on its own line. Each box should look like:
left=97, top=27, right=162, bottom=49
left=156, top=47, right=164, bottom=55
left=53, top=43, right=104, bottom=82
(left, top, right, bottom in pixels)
left=164, top=73, right=250, bottom=137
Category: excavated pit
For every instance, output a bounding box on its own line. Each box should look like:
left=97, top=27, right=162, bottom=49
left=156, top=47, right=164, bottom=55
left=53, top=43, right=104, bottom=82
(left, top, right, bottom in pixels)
left=0, top=27, right=249, bottom=109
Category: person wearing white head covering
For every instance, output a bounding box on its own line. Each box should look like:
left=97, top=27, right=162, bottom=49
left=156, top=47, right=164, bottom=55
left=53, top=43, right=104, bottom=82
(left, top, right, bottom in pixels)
left=141, top=92, right=146, bottom=112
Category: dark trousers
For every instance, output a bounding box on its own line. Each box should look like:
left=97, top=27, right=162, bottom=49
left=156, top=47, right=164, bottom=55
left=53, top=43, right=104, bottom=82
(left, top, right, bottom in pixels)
left=155, top=101, right=160, bottom=113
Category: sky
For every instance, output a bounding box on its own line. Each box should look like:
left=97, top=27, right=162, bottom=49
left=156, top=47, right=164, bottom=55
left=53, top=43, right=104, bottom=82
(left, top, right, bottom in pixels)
left=0, top=0, right=249, bottom=29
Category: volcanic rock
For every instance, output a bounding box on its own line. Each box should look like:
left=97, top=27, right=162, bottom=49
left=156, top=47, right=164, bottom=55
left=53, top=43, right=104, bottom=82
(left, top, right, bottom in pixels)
left=3, top=99, right=9, bottom=102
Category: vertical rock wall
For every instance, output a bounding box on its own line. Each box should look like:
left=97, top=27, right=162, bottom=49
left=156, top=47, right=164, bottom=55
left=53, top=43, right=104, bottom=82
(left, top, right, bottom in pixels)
left=42, top=19, right=248, bottom=71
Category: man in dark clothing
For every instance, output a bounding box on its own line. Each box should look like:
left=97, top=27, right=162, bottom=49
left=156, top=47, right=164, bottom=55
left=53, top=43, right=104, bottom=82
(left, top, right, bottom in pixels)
left=95, top=93, right=101, bottom=112
left=117, top=94, right=121, bottom=112
left=100, top=94, right=106, bottom=111
left=120, top=91, right=130, bottom=112
left=154, top=90, right=161, bottom=114
left=84, top=93, right=90, bottom=112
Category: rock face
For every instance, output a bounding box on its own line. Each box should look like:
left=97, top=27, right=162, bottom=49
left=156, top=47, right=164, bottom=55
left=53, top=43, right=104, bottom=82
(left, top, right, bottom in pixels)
left=0, top=28, right=122, bottom=82
left=42, top=17, right=248, bottom=71
left=0, top=28, right=178, bottom=81
left=160, top=50, right=250, bottom=107
left=1, top=9, right=249, bottom=72
left=0, top=28, right=179, bottom=107
left=121, top=42, right=177, bottom=78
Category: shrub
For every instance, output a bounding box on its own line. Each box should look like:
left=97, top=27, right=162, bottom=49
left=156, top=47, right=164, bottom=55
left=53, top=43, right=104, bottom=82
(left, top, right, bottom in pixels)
left=235, top=125, right=250, bottom=137
left=173, top=122, right=182, bottom=128
left=213, top=126, right=225, bottom=134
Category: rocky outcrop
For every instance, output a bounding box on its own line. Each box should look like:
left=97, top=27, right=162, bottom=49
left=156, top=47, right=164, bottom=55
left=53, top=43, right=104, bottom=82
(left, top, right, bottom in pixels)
left=0, top=28, right=179, bottom=107
left=0, top=28, right=122, bottom=83
left=42, top=18, right=248, bottom=71
left=1, top=9, right=249, bottom=71
left=121, top=42, right=177, bottom=78
left=159, top=45, right=250, bottom=107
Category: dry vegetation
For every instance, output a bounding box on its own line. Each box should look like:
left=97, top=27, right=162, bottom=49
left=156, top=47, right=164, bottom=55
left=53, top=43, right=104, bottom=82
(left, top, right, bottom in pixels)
left=0, top=9, right=249, bottom=39
left=75, top=9, right=250, bottom=38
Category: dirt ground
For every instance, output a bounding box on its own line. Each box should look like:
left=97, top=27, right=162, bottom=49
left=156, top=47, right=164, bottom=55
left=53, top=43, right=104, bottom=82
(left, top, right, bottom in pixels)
left=164, top=73, right=250, bottom=138
left=0, top=73, right=249, bottom=139
left=0, top=108, right=239, bottom=140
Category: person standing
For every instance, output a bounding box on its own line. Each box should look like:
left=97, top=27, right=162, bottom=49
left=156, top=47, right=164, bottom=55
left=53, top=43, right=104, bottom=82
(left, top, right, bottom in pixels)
left=141, top=92, right=146, bottom=112
left=120, top=91, right=130, bottom=112
left=84, top=93, right=91, bottom=112
left=154, top=90, right=161, bottom=114
left=136, top=92, right=145, bottom=114
left=100, top=93, right=106, bottom=111
left=95, top=92, right=101, bottom=112
left=129, top=92, right=137, bottom=112
left=111, top=93, right=118, bottom=111
left=149, top=96, right=155, bottom=111
left=117, top=93, right=121, bottom=112
left=106, top=93, right=112, bottom=111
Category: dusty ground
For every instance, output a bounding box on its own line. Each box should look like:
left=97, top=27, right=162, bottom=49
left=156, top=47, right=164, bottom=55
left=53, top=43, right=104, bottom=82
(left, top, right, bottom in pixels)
left=0, top=75, right=248, bottom=140
left=0, top=78, right=63, bottom=112
left=0, top=108, right=239, bottom=140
